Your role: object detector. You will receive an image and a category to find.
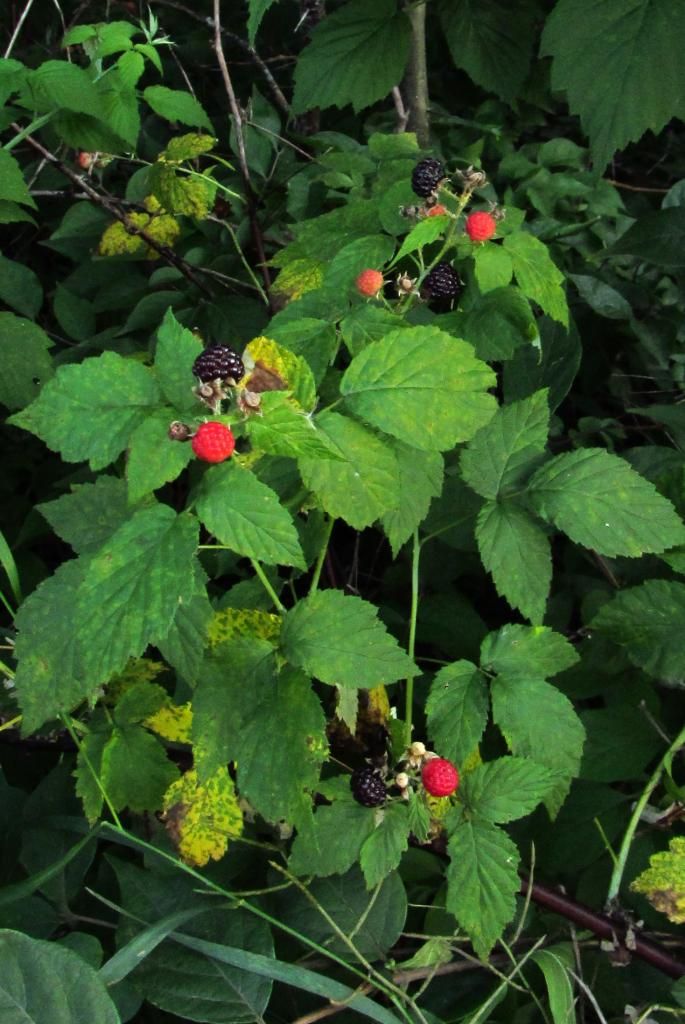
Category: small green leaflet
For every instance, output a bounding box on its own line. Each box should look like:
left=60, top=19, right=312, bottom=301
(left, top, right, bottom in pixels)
left=446, top=819, right=520, bottom=959
left=455, top=286, right=537, bottom=362
left=143, top=85, right=213, bottom=131
left=341, top=325, right=497, bottom=451
left=0, top=313, right=53, bottom=410
left=425, top=661, right=489, bottom=763
left=473, top=246, right=513, bottom=292
left=0, top=148, right=37, bottom=208
left=381, top=442, right=444, bottom=556
left=360, top=803, right=410, bottom=890
left=461, top=757, right=556, bottom=824
left=247, top=0, right=277, bottom=44
left=0, top=254, right=42, bottom=319
left=503, top=232, right=568, bottom=327
left=246, top=393, right=344, bottom=461
left=476, top=501, right=552, bottom=624
left=37, top=476, right=134, bottom=555
left=9, top=351, right=161, bottom=470
left=291, top=0, right=411, bottom=115
left=481, top=624, right=579, bottom=680
left=527, top=448, right=685, bottom=557
left=592, top=579, right=685, bottom=680
left=157, top=583, right=212, bottom=687
left=289, top=800, right=377, bottom=877
left=196, top=462, right=305, bottom=568
left=389, top=216, right=451, bottom=266
left=127, top=409, right=193, bottom=502
left=280, top=589, right=417, bottom=690
left=154, top=309, right=203, bottom=413
left=461, top=390, right=550, bottom=500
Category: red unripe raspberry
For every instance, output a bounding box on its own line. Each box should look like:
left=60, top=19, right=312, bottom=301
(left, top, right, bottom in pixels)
left=428, top=204, right=447, bottom=217
left=465, top=211, right=497, bottom=242
left=355, top=269, right=384, bottom=297
left=422, top=757, right=459, bottom=797
left=76, top=151, right=95, bottom=170
left=191, top=422, right=235, bottom=463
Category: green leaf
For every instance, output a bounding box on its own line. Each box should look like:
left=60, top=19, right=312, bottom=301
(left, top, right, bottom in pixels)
left=298, top=411, right=401, bottom=530
left=127, top=410, right=193, bottom=502
left=541, top=0, right=685, bottom=172
left=163, top=133, right=216, bottom=162
left=439, top=0, right=540, bottom=101
left=527, top=449, right=685, bottom=557
left=246, top=392, right=344, bottom=461
left=0, top=58, right=26, bottom=107
left=473, top=245, right=514, bottom=293
left=0, top=928, right=120, bottom=1023
left=359, top=803, right=410, bottom=889
left=9, top=351, right=160, bottom=470
left=0, top=254, right=42, bottom=319
left=292, top=0, right=411, bottom=114
left=630, top=836, right=685, bottom=924
left=461, top=757, right=555, bottom=823
left=53, top=284, right=95, bottom=342
left=504, top=317, right=581, bottom=413
left=503, top=232, right=568, bottom=326
left=461, top=390, right=549, bottom=500
left=607, top=208, right=685, bottom=269
left=341, top=305, right=405, bottom=357
left=0, top=313, right=53, bottom=410
left=0, top=200, right=36, bottom=225
left=157, top=577, right=212, bottom=686
left=25, top=60, right=104, bottom=117
left=101, top=725, right=178, bottom=813
left=267, top=317, right=338, bottom=384
left=381, top=442, right=444, bottom=556
left=476, top=501, right=552, bottom=625
left=248, top=0, right=278, bottom=43
left=390, top=216, right=451, bottom=266
left=143, top=85, right=213, bottom=131
left=0, top=148, right=36, bottom=208
left=149, top=164, right=215, bottom=218
left=446, top=819, right=520, bottom=959
left=38, top=477, right=134, bottom=555
left=323, top=234, right=395, bottom=293
left=290, top=800, right=377, bottom=877
left=481, top=624, right=579, bottom=680
left=592, top=579, right=685, bottom=680
left=491, top=675, right=585, bottom=816
left=154, top=308, right=203, bottom=413
left=341, top=325, right=497, bottom=451
left=280, top=590, right=418, bottom=690
left=75, top=726, right=110, bottom=823
left=531, top=947, right=577, bottom=1024
left=425, top=661, right=489, bottom=763
left=196, top=463, right=305, bottom=568
left=456, top=286, right=537, bottom=362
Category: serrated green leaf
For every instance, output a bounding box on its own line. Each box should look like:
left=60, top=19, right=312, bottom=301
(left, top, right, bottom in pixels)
left=127, top=410, right=193, bottom=502
left=292, top=0, right=411, bottom=115
left=446, top=819, right=520, bottom=959
left=163, top=133, right=216, bottom=162
left=248, top=0, right=277, bottom=44
left=439, top=0, right=539, bottom=101
left=456, top=286, right=537, bottom=362
left=476, top=501, right=552, bottom=625
left=75, top=724, right=110, bottom=823
left=37, top=477, right=134, bottom=554
left=381, top=441, right=443, bottom=556
left=390, top=216, right=450, bottom=266
left=149, top=163, right=215, bottom=218
left=341, top=326, right=497, bottom=451
left=426, top=661, right=489, bottom=763
left=143, top=85, right=213, bottom=131
left=527, top=448, right=685, bottom=557
left=101, top=725, right=178, bottom=813
left=461, top=390, right=549, bottom=500
left=281, top=590, right=418, bottom=690
left=299, top=411, right=401, bottom=530
left=0, top=149, right=36, bottom=209
left=504, top=317, right=581, bottom=413
left=473, top=245, right=513, bottom=292
left=461, top=757, right=555, bottom=824
left=340, top=305, right=406, bottom=358
left=481, top=624, right=579, bottom=679
left=53, top=284, right=95, bottom=342
left=9, top=351, right=160, bottom=470
left=0, top=313, right=53, bottom=410
left=158, top=577, right=212, bottom=686
left=491, top=675, right=585, bottom=816
left=360, top=803, right=410, bottom=889
left=0, top=254, right=42, bottom=319
left=503, top=232, right=568, bottom=326
left=267, top=317, right=338, bottom=384
left=541, top=0, right=685, bottom=172
left=323, top=234, right=395, bottom=293
left=196, top=462, right=305, bottom=568
left=154, top=308, right=203, bottom=412
left=289, top=800, right=377, bottom=877
left=246, top=392, right=344, bottom=461
left=0, top=58, right=27, bottom=107
left=591, top=579, right=685, bottom=680
left=25, top=60, right=104, bottom=117
left=0, top=200, right=36, bottom=225
left=607, top=208, right=685, bottom=269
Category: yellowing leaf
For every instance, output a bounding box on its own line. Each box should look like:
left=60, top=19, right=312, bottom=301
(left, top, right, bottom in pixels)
left=207, top=607, right=281, bottom=648
left=106, top=658, right=165, bottom=703
left=274, top=258, right=325, bottom=300
left=242, top=335, right=317, bottom=411
left=98, top=210, right=180, bottom=258
left=367, top=685, right=390, bottom=723
left=162, top=766, right=243, bottom=867
left=145, top=701, right=193, bottom=743
left=631, top=836, right=685, bottom=923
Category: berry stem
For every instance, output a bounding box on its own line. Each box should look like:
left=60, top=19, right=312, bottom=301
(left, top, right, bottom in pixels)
left=249, top=558, right=287, bottom=614
left=309, top=516, right=335, bottom=596
left=404, top=529, right=421, bottom=748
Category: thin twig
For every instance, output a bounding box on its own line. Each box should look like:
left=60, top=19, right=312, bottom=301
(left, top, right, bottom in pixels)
left=391, top=86, right=410, bottom=133
left=605, top=179, right=670, bottom=194
left=291, top=986, right=374, bottom=1024
left=4, top=0, right=38, bottom=58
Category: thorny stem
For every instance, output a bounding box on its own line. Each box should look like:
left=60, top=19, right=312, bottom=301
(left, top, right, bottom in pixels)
left=404, top=530, right=421, bottom=747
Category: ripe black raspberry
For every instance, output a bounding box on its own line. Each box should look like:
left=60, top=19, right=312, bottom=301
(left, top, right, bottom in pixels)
left=350, top=767, right=386, bottom=807
left=423, top=262, right=461, bottom=300
left=411, top=158, right=446, bottom=198
left=192, top=345, right=244, bottom=384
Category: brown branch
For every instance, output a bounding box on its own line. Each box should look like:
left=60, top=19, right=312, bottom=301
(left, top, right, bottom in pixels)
left=212, top=0, right=274, bottom=311
left=605, top=179, right=670, bottom=194
left=13, top=126, right=213, bottom=297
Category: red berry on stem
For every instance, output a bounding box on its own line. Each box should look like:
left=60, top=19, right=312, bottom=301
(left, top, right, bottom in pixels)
left=355, top=269, right=384, bottom=297
left=465, top=211, right=497, bottom=242
left=422, top=757, right=459, bottom=797
left=428, top=204, right=447, bottom=217
left=192, top=421, right=235, bottom=463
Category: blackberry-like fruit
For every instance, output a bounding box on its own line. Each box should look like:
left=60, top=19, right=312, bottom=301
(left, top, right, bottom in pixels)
left=411, top=158, right=446, bottom=198
left=350, top=767, right=387, bottom=807
left=192, top=345, right=244, bottom=383
left=423, top=262, right=461, bottom=300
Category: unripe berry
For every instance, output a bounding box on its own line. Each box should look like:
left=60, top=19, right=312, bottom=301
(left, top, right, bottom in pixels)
left=76, top=151, right=95, bottom=170
left=422, top=757, right=459, bottom=797
left=465, top=211, right=497, bottom=242
left=355, top=269, right=384, bottom=298
left=191, top=421, right=235, bottom=463
left=428, top=204, right=447, bottom=217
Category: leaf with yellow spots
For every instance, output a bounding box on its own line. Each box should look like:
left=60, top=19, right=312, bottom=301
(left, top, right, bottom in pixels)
left=142, top=212, right=181, bottom=253
left=162, top=133, right=216, bottom=162
left=106, top=658, right=165, bottom=704
left=162, top=766, right=243, bottom=867
left=461, top=747, right=483, bottom=776
left=242, top=336, right=316, bottom=412
left=631, top=837, right=685, bottom=923
left=367, top=685, right=390, bottom=723
left=206, top=607, right=281, bottom=649
left=145, top=701, right=193, bottom=743
left=273, top=258, right=325, bottom=301
left=98, top=210, right=180, bottom=258
left=149, top=164, right=215, bottom=218
left=425, top=794, right=451, bottom=823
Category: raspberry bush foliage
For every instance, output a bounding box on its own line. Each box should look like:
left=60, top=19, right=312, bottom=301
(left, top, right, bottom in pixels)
left=3, top=2, right=685, bottom=1023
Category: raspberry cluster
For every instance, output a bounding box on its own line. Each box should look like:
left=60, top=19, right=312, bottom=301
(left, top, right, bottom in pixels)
left=350, top=767, right=387, bottom=807
left=411, top=158, right=446, bottom=198
left=192, top=345, right=244, bottom=384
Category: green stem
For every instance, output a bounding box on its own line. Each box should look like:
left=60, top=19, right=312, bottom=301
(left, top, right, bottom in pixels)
left=309, top=517, right=335, bottom=596
left=404, top=530, right=421, bottom=748
left=249, top=558, right=286, bottom=614
left=606, top=723, right=685, bottom=904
